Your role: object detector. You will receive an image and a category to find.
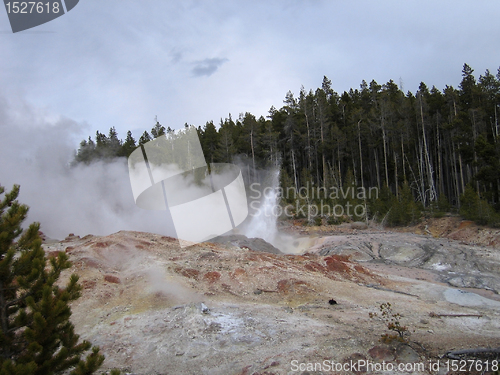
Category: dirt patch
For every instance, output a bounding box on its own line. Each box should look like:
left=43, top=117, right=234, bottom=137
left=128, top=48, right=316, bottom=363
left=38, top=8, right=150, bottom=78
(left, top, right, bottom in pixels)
left=44, top=228, right=500, bottom=374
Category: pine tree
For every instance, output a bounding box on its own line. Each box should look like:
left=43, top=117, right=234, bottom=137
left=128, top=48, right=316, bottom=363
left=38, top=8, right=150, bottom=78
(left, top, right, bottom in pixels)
left=120, top=130, right=137, bottom=157
left=0, top=184, right=105, bottom=374
left=74, top=137, right=96, bottom=164
left=107, top=127, right=122, bottom=157
left=151, top=121, right=166, bottom=139
left=138, top=131, right=152, bottom=146
left=387, top=181, right=419, bottom=226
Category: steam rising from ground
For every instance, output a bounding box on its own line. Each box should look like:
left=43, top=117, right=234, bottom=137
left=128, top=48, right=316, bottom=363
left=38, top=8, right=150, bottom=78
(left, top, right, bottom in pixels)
left=244, top=169, right=280, bottom=243
left=240, top=168, right=314, bottom=254
left=0, top=95, right=176, bottom=239
left=0, top=94, right=308, bottom=253
left=147, top=265, right=201, bottom=303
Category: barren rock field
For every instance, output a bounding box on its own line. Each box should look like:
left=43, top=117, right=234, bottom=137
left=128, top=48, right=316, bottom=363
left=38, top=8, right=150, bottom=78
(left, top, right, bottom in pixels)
left=44, top=217, right=500, bottom=375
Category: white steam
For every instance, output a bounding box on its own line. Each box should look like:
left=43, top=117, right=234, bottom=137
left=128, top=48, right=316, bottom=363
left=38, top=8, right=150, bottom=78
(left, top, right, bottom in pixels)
left=244, top=169, right=280, bottom=244
left=147, top=265, right=201, bottom=303
left=0, top=94, right=176, bottom=239
left=0, top=94, right=311, bottom=253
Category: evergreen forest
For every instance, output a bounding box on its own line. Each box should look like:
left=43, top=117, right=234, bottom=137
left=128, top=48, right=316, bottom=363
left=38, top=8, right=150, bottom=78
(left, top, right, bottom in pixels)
left=74, top=64, right=500, bottom=226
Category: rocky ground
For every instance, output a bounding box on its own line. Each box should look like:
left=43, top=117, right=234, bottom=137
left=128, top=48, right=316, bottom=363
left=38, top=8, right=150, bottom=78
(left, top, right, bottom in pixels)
left=44, top=217, right=500, bottom=375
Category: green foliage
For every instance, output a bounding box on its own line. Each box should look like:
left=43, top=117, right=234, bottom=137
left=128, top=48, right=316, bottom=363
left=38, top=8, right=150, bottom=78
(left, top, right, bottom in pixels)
left=427, top=192, right=451, bottom=218
left=312, top=216, right=322, bottom=226
left=327, top=215, right=348, bottom=225
left=119, top=131, right=137, bottom=157
left=369, top=302, right=411, bottom=344
left=72, top=64, right=500, bottom=228
left=151, top=121, right=166, bottom=139
left=279, top=169, right=295, bottom=205
left=0, top=184, right=106, bottom=374
left=338, top=168, right=364, bottom=222
left=369, top=184, right=395, bottom=220
left=386, top=182, right=420, bottom=226
left=138, top=131, right=152, bottom=146
left=459, top=184, right=500, bottom=226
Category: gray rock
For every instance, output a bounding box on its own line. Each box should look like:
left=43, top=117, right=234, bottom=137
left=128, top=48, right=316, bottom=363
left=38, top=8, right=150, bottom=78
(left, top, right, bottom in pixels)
left=208, top=234, right=283, bottom=254
left=395, top=344, right=420, bottom=363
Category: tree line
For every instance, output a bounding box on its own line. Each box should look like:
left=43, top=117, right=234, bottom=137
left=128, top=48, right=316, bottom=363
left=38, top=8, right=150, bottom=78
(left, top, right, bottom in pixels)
left=75, top=64, right=500, bottom=226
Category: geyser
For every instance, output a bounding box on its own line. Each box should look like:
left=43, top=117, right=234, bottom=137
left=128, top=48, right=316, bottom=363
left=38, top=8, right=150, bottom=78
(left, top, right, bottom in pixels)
left=244, top=169, right=280, bottom=245
left=242, top=168, right=314, bottom=254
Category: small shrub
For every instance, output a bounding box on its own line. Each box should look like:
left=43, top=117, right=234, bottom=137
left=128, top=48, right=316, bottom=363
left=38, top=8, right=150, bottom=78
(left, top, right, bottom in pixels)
left=314, top=216, right=323, bottom=226
left=369, top=302, right=411, bottom=344
left=327, top=214, right=350, bottom=225
left=369, top=184, right=394, bottom=220
left=387, top=182, right=420, bottom=227
left=460, top=184, right=500, bottom=226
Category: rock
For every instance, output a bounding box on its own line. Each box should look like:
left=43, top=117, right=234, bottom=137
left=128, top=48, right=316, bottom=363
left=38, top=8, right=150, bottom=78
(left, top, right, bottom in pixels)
left=343, top=353, right=368, bottom=374
left=208, top=234, right=283, bottom=254
left=104, top=275, right=121, bottom=284
left=395, top=344, right=420, bottom=363
left=351, top=221, right=368, bottom=230
left=200, top=303, right=210, bottom=314
left=368, top=345, right=394, bottom=362
left=203, top=271, right=221, bottom=284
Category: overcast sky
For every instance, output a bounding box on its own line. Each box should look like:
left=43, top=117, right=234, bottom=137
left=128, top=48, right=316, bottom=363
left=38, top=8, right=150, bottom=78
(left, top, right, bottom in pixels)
left=1, top=0, right=500, bottom=238
left=1, top=0, right=500, bottom=143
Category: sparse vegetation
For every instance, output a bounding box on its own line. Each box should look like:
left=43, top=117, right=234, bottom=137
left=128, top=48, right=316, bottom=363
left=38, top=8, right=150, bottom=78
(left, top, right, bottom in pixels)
left=369, top=302, right=411, bottom=344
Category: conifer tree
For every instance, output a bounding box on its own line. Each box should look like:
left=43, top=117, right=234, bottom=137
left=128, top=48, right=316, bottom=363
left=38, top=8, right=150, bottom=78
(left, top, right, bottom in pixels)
left=138, top=131, right=152, bottom=146
left=0, top=184, right=105, bottom=374
left=120, top=130, right=137, bottom=157
left=151, top=121, right=166, bottom=139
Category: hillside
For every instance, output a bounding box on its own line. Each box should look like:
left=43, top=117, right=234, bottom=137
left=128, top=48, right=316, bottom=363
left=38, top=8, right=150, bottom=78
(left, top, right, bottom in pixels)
left=44, top=218, right=500, bottom=374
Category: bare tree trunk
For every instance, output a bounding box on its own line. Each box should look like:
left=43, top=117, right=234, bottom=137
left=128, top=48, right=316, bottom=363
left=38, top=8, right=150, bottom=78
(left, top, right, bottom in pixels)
left=250, top=130, right=256, bottom=180
left=304, top=103, right=313, bottom=172
left=381, top=119, right=389, bottom=188
left=291, top=149, right=298, bottom=192
left=471, top=110, right=480, bottom=194
left=459, top=152, right=465, bottom=195
left=495, top=104, right=499, bottom=139
left=320, top=119, right=327, bottom=188
left=337, top=145, right=342, bottom=187
left=436, top=116, right=443, bottom=194
left=358, top=120, right=364, bottom=189
left=374, top=149, right=381, bottom=190
left=394, top=151, right=398, bottom=198
left=451, top=141, right=459, bottom=203
left=401, top=134, right=406, bottom=182
left=418, top=142, right=425, bottom=205
left=419, top=94, right=436, bottom=204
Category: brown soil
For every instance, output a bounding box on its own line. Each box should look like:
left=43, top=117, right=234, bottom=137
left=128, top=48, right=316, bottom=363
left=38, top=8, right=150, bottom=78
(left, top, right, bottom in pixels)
left=45, top=218, right=500, bottom=374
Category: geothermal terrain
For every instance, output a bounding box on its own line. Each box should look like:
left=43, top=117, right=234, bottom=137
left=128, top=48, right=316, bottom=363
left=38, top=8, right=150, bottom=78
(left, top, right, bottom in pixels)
left=44, top=217, right=500, bottom=375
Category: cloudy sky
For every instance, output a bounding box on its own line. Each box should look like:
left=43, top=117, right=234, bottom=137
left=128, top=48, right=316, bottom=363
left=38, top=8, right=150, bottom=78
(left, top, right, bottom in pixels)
left=2, top=0, right=500, bottom=142
left=1, top=0, right=500, bottom=238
